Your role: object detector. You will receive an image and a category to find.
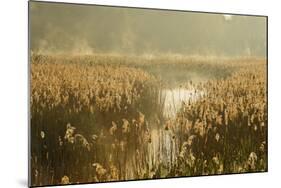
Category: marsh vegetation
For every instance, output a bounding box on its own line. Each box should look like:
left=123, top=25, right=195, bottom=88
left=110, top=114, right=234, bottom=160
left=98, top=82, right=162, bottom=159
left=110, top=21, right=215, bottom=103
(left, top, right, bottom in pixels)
left=30, top=54, right=267, bottom=186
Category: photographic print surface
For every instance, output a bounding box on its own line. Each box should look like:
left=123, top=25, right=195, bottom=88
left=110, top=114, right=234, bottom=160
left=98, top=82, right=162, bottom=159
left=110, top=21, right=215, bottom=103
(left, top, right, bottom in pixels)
left=29, top=1, right=268, bottom=187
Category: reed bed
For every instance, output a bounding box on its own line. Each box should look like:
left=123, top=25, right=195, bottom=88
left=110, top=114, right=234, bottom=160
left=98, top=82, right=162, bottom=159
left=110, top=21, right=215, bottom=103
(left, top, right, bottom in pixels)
left=30, top=54, right=267, bottom=186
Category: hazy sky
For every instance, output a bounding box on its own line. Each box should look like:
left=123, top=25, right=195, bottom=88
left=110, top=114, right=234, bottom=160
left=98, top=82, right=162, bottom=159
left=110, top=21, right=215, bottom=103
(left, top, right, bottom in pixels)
left=29, top=1, right=267, bottom=57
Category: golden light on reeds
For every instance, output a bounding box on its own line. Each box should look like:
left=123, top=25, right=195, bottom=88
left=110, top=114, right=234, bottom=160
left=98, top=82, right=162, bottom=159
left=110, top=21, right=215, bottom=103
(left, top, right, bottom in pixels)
left=31, top=54, right=267, bottom=186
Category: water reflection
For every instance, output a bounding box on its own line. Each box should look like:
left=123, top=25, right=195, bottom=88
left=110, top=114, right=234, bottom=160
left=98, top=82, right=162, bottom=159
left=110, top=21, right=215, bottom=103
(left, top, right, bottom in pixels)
left=162, top=87, right=204, bottom=118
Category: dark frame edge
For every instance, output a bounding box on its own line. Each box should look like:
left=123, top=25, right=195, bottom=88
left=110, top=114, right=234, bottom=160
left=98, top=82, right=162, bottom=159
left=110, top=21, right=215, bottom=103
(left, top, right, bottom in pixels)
left=28, top=1, right=32, bottom=187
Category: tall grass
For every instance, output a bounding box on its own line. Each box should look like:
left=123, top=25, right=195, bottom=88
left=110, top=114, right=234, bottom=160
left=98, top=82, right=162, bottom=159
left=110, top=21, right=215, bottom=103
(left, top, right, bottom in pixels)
left=30, top=54, right=267, bottom=186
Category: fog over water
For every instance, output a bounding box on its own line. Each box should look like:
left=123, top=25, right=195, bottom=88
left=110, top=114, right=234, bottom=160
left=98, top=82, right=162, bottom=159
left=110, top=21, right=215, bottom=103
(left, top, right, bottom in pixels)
left=30, top=2, right=266, bottom=57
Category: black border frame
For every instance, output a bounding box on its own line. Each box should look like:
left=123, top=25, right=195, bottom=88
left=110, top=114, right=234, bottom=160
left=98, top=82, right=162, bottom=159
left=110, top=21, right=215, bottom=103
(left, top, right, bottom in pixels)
left=28, top=1, right=268, bottom=187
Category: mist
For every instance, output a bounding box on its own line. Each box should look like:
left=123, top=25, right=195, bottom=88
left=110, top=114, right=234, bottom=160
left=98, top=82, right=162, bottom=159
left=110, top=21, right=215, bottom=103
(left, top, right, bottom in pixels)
left=29, top=1, right=267, bottom=57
